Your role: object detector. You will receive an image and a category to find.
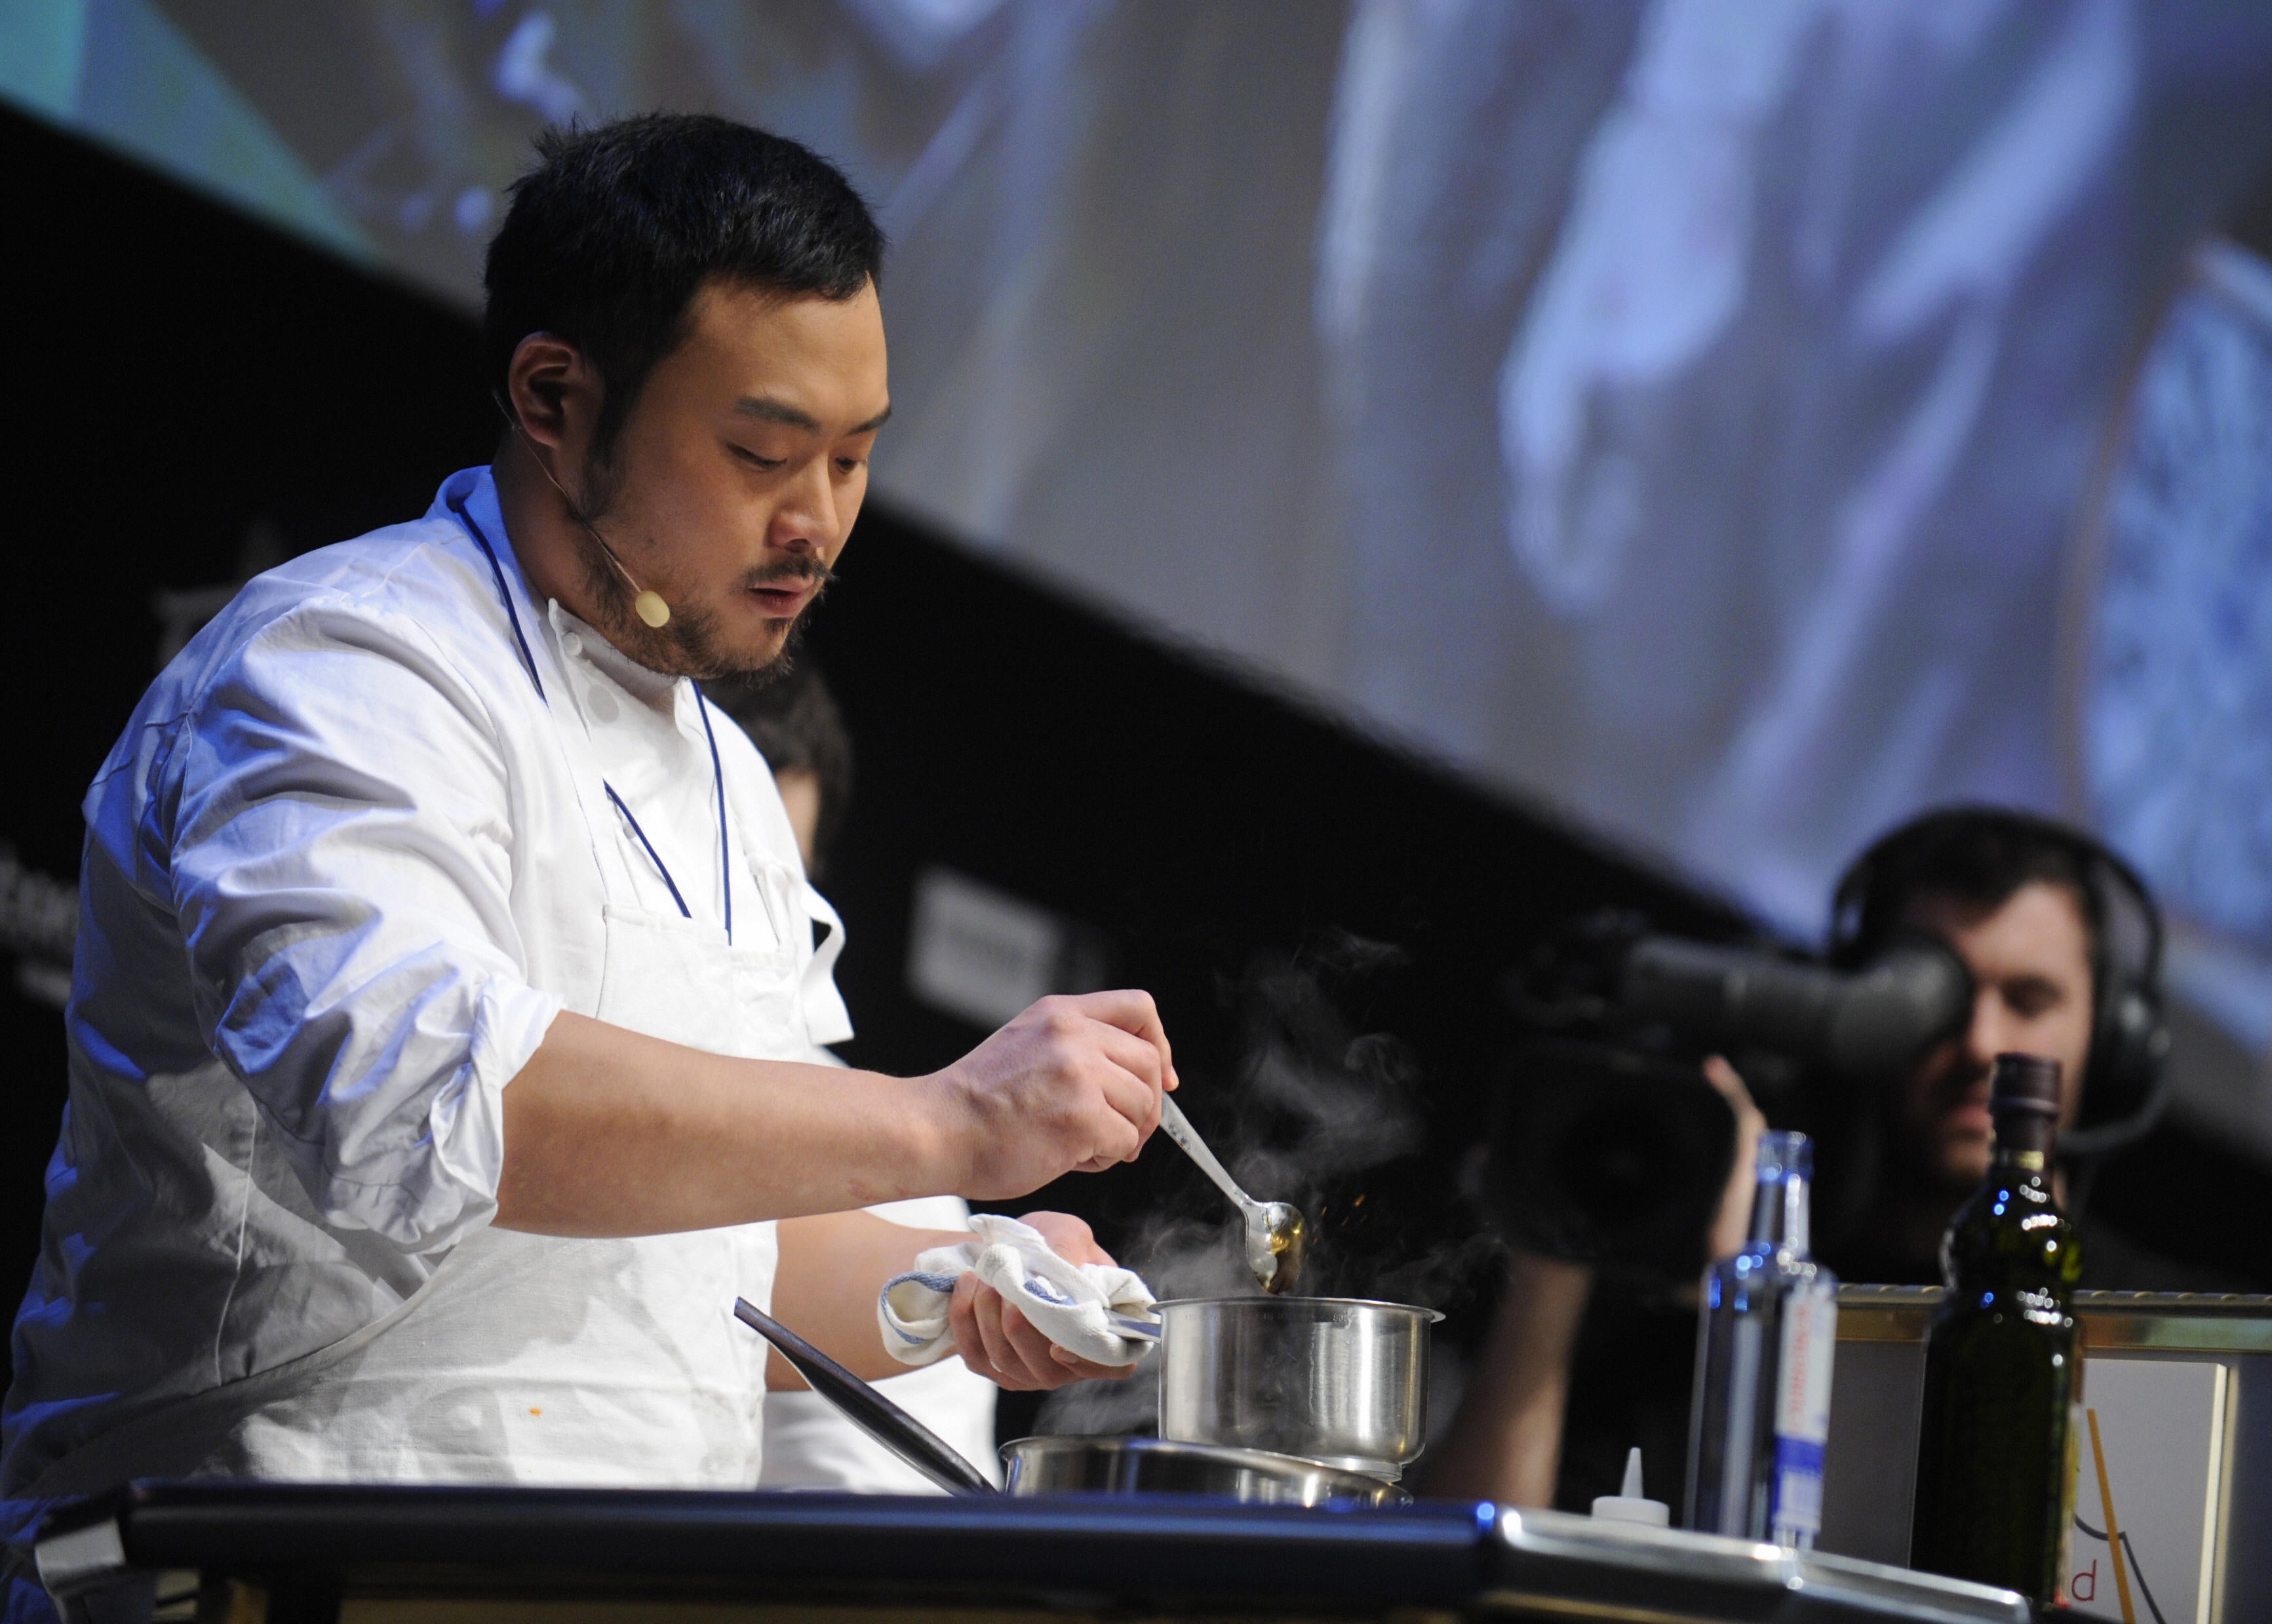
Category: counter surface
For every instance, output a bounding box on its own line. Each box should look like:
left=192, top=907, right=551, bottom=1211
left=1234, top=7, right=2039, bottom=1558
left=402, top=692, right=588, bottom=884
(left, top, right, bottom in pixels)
left=36, top=1480, right=2029, bottom=1624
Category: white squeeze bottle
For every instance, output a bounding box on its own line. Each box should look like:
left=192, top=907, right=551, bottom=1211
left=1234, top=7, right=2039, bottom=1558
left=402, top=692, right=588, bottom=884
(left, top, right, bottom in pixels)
left=1591, top=1447, right=1670, bottom=1527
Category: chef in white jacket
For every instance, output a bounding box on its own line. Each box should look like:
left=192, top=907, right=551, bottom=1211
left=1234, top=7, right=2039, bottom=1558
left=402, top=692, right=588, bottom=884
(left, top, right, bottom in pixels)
left=0, top=113, right=1163, bottom=1548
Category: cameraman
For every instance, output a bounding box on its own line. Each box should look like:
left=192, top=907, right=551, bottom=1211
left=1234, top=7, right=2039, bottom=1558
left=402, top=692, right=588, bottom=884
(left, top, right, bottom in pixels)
left=1428, top=805, right=2229, bottom=1508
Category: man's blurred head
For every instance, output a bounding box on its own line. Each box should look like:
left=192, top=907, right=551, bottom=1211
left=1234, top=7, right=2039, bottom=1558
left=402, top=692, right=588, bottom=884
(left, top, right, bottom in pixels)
left=1833, top=809, right=2126, bottom=1195
left=1895, top=881, right=2094, bottom=1191
left=707, top=661, right=853, bottom=876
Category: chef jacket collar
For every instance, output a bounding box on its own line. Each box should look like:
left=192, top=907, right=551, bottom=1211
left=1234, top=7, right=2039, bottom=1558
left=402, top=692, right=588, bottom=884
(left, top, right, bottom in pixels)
left=433, top=466, right=699, bottom=731
left=433, top=466, right=563, bottom=700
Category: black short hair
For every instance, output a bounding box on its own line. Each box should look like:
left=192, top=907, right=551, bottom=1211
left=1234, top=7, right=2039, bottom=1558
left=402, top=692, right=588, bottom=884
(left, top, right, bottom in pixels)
left=707, top=663, right=854, bottom=876
left=484, top=114, right=883, bottom=460
left=1831, top=807, right=2109, bottom=973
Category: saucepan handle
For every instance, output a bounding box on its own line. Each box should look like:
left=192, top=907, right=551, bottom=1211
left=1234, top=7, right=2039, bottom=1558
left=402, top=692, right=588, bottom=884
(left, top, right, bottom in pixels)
left=733, top=1297, right=1000, bottom=1496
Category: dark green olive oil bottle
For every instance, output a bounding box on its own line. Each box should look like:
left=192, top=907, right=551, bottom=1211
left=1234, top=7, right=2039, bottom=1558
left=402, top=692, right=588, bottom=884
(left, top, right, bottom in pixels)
left=1909, top=1053, right=2083, bottom=1605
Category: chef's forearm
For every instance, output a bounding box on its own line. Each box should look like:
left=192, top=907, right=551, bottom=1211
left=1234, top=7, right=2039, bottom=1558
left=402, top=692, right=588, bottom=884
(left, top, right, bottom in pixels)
left=492, top=1011, right=961, bottom=1235
left=765, top=1210, right=966, bottom=1387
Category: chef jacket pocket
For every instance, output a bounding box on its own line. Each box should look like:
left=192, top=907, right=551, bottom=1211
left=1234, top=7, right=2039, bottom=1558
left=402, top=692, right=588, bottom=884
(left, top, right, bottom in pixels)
left=595, top=902, right=804, bottom=1059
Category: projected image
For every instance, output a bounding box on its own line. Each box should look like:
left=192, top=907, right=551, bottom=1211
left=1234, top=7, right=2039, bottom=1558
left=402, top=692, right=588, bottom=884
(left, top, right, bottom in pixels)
left=6, top=0, right=2271, bottom=1072
left=2083, top=238, right=2272, bottom=1057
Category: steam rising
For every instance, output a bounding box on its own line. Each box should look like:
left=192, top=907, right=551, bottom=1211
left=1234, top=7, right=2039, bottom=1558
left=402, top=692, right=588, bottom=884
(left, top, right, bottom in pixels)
left=1036, top=930, right=1503, bottom=1437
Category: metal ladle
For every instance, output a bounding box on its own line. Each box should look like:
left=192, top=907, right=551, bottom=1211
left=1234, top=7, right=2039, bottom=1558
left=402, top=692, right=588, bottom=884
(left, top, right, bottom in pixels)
left=1157, top=1094, right=1306, bottom=1294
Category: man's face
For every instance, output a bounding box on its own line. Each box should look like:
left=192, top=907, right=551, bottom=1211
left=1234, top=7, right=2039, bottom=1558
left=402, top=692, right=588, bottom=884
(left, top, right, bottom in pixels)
left=1891, top=881, right=2096, bottom=1192
left=576, top=278, right=890, bottom=678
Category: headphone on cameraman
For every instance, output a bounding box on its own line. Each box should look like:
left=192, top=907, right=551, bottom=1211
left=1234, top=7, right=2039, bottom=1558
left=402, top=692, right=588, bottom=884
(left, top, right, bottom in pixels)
left=1827, top=806, right=2170, bottom=1159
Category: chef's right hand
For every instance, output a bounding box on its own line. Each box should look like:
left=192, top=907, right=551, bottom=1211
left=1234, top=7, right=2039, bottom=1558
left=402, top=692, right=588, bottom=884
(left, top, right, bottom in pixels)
left=926, top=990, right=1177, bottom=1199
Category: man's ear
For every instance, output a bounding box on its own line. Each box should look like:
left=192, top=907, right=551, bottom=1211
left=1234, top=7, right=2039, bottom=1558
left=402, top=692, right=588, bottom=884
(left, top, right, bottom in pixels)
left=505, top=332, right=597, bottom=452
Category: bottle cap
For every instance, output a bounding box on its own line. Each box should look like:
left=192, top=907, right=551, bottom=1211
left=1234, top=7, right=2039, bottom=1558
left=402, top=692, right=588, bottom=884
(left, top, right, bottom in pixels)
left=1990, top=1053, right=2062, bottom=1117
left=1590, top=1447, right=1670, bottom=1527
left=1754, top=1130, right=1811, bottom=1183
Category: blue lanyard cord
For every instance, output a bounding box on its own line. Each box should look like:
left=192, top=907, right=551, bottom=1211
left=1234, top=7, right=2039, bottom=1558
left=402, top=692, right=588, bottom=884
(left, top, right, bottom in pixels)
left=447, top=493, right=547, bottom=705
left=696, top=695, right=734, bottom=945
left=604, top=784, right=692, bottom=921
left=448, top=486, right=732, bottom=944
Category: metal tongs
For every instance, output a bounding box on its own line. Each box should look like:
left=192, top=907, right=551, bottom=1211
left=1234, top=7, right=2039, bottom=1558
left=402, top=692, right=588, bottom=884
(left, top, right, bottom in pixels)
left=1157, top=1094, right=1307, bottom=1294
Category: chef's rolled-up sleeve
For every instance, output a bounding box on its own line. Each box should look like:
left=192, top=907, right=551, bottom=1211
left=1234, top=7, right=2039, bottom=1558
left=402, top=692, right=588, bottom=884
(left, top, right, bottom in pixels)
left=163, top=600, right=563, bottom=1252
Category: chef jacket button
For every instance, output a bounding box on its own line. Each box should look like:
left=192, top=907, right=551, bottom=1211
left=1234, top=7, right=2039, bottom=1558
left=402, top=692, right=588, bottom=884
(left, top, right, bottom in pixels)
left=562, top=632, right=583, bottom=659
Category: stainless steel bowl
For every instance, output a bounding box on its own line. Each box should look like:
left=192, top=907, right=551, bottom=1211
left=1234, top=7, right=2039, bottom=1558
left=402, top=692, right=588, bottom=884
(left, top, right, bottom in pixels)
left=999, top=1435, right=1409, bottom=1506
left=1153, top=1296, right=1441, bottom=1479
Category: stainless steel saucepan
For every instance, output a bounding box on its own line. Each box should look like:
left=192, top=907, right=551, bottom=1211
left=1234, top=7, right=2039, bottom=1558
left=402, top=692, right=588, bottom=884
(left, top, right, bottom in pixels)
left=1152, top=1295, right=1441, bottom=1480
left=998, top=1434, right=1404, bottom=1505
left=732, top=1298, right=1407, bottom=1506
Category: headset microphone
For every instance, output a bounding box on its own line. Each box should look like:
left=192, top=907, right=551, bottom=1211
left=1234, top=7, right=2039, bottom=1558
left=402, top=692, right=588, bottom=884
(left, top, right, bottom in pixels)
left=493, top=389, right=673, bottom=628
left=565, top=506, right=672, bottom=628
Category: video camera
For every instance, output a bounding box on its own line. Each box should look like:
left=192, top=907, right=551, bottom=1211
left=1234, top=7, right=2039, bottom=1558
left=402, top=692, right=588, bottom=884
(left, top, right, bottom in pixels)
left=1486, top=914, right=1973, bottom=1283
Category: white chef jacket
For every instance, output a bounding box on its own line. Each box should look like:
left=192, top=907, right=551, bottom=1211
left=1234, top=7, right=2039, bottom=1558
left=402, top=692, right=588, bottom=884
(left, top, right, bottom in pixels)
left=758, top=1193, right=1001, bottom=1492
left=0, top=466, right=853, bottom=1503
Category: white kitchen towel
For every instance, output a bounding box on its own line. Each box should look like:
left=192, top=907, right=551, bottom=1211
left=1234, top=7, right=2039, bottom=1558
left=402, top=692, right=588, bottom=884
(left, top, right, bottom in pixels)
left=879, top=1214, right=1157, bottom=1369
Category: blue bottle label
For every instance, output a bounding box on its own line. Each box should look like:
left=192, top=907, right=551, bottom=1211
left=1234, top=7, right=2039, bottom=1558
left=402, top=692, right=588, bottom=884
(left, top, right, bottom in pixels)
left=1769, top=1289, right=1837, bottom=1541
left=1771, top=1435, right=1825, bottom=1536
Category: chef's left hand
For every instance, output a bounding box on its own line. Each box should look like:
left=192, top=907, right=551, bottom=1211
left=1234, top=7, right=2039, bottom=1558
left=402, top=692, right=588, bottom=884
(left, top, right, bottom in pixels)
left=947, top=1210, right=1139, bottom=1389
